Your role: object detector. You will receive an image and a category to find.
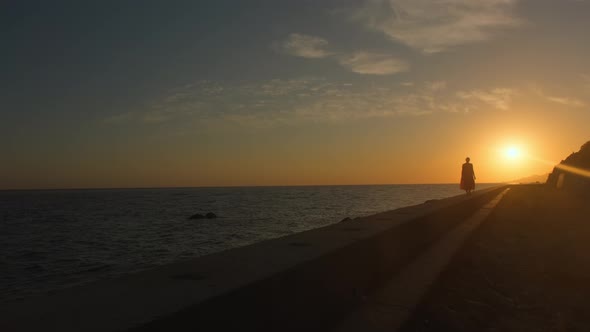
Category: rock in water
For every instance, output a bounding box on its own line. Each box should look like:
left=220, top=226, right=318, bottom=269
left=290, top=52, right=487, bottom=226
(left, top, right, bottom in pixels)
left=206, top=212, right=217, bottom=219
left=340, top=217, right=352, bottom=222
left=189, top=213, right=205, bottom=220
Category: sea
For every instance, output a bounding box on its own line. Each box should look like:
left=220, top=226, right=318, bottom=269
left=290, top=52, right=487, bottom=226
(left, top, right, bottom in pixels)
left=0, top=184, right=498, bottom=302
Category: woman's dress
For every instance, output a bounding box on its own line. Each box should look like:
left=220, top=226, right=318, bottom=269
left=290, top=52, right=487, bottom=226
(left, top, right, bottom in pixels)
left=460, top=163, right=475, bottom=190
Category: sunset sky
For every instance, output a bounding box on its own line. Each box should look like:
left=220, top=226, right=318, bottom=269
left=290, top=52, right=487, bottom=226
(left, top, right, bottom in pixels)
left=2, top=0, right=590, bottom=189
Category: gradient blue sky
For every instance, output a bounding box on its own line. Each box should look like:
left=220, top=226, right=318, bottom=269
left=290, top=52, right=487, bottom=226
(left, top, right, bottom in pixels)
left=2, top=0, right=590, bottom=189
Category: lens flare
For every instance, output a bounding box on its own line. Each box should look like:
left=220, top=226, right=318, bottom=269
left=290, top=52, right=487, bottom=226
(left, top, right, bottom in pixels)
left=530, top=156, right=590, bottom=179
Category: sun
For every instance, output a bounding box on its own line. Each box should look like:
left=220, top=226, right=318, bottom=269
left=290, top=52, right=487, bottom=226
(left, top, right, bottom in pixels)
left=505, top=146, right=521, bottom=160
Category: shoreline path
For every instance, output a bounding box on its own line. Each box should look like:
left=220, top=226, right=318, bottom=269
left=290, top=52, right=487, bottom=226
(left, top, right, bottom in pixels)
left=400, top=184, right=590, bottom=331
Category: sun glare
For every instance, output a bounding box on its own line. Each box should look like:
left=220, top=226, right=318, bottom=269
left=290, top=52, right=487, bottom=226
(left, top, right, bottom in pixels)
left=497, top=143, right=528, bottom=167
left=505, top=146, right=521, bottom=160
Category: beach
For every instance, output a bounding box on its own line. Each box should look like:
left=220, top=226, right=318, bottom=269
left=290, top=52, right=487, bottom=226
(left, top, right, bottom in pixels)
left=401, top=184, right=590, bottom=331
left=0, top=186, right=505, bottom=331
left=1, top=184, right=496, bottom=302
left=2, top=184, right=589, bottom=331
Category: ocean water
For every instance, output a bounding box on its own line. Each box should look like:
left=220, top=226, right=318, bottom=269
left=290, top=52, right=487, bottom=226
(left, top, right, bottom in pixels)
left=0, top=184, right=498, bottom=302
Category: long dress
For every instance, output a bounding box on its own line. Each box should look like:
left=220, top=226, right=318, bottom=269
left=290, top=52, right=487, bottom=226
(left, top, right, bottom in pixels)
left=460, top=162, right=475, bottom=190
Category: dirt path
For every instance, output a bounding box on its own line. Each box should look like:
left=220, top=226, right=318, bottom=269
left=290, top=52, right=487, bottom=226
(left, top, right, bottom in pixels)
left=401, top=185, right=590, bottom=332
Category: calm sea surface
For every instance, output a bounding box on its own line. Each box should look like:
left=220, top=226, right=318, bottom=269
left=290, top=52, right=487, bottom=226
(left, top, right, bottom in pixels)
left=0, top=184, right=498, bottom=302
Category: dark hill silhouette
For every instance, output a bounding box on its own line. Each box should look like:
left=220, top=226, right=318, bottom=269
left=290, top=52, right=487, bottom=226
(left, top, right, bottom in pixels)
left=546, top=140, right=590, bottom=194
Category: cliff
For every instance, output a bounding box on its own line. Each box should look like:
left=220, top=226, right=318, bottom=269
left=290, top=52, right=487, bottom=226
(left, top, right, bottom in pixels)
left=546, top=141, right=590, bottom=193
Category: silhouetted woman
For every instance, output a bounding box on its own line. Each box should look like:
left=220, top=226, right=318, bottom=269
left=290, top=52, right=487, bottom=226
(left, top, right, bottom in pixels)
left=460, top=157, right=476, bottom=194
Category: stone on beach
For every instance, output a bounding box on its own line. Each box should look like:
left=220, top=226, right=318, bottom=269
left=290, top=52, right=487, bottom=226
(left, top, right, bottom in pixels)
left=189, top=212, right=217, bottom=220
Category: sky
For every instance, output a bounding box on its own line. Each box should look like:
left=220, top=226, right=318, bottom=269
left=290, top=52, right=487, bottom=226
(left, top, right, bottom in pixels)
left=2, top=0, right=590, bottom=189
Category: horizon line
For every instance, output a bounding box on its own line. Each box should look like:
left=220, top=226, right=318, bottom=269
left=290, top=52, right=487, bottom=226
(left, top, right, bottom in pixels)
left=0, top=182, right=508, bottom=192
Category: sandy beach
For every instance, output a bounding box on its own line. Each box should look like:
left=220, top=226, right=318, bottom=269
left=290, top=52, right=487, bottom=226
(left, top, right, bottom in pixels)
left=401, top=184, right=590, bottom=331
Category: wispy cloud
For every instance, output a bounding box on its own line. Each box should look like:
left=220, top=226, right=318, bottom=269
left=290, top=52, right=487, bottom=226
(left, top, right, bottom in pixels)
left=545, top=96, right=586, bottom=107
left=104, top=80, right=520, bottom=129
left=291, top=86, right=437, bottom=122
left=103, top=112, right=135, bottom=125
left=530, top=84, right=587, bottom=108
left=457, top=88, right=515, bottom=110
left=425, top=81, right=447, bottom=91
left=275, top=33, right=332, bottom=58
left=274, top=34, right=409, bottom=75
left=338, top=51, right=410, bottom=75
left=351, top=0, right=522, bottom=53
